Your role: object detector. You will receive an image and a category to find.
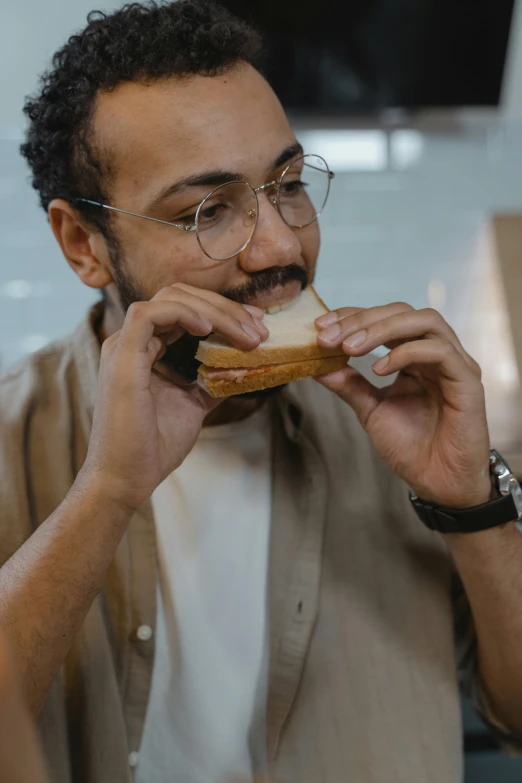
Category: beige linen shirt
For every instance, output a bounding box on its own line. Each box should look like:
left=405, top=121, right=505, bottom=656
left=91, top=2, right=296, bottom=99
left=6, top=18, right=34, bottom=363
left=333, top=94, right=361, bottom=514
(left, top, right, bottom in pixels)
left=0, top=304, right=517, bottom=783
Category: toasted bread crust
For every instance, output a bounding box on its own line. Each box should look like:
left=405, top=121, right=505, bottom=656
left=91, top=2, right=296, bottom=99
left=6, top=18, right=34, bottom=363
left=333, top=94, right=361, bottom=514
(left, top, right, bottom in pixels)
left=196, top=341, right=345, bottom=369
left=197, top=355, right=348, bottom=398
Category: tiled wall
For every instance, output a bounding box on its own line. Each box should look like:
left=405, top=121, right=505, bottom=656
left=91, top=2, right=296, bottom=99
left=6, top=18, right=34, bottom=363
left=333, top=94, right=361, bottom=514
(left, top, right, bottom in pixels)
left=2, top=118, right=522, bottom=452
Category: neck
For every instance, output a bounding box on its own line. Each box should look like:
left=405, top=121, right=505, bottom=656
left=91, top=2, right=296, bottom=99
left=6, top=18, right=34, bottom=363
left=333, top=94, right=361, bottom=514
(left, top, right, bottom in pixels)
left=98, top=300, right=265, bottom=427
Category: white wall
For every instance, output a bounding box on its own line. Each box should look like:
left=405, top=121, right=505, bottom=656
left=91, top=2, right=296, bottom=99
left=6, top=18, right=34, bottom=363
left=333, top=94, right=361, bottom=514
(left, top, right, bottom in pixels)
left=0, top=1, right=123, bottom=130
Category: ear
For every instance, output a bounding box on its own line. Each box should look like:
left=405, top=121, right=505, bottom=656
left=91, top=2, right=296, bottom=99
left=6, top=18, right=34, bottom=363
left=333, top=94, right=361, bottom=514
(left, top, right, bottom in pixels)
left=48, top=199, right=114, bottom=289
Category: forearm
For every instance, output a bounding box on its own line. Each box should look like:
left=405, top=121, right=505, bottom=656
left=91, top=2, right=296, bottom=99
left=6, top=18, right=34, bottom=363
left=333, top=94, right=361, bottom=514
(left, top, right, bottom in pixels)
left=0, top=471, right=132, bottom=715
left=446, top=522, right=522, bottom=735
left=0, top=627, right=50, bottom=783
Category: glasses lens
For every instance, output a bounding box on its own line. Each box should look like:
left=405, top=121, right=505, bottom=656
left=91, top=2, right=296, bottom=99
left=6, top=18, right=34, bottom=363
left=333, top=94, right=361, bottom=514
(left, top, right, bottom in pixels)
left=196, top=182, right=257, bottom=261
left=279, top=154, right=331, bottom=229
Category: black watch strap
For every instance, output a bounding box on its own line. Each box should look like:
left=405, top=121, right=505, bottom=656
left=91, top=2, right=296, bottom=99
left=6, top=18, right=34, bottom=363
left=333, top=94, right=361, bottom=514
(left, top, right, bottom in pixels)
left=409, top=492, right=519, bottom=534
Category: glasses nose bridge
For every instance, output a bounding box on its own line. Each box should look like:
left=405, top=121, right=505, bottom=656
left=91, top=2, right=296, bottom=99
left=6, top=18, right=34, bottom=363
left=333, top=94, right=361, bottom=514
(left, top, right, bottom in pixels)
left=253, top=178, right=279, bottom=209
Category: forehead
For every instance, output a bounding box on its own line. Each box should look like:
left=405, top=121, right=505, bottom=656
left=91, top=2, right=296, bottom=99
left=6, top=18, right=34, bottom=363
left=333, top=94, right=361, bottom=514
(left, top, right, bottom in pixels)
left=92, top=64, right=295, bottom=202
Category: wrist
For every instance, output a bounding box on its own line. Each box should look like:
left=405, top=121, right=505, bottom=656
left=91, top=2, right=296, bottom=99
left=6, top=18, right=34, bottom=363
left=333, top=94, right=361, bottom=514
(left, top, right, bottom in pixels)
left=411, top=478, right=493, bottom=511
left=410, top=451, right=522, bottom=535
left=70, top=467, right=137, bottom=522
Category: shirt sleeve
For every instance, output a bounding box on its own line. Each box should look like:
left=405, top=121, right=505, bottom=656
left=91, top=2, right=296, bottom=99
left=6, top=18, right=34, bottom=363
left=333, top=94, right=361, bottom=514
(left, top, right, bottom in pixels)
left=453, top=570, right=522, bottom=755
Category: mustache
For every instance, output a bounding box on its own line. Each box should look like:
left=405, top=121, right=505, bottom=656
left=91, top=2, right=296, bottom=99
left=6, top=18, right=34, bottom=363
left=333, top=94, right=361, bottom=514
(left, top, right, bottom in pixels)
left=219, top=264, right=309, bottom=304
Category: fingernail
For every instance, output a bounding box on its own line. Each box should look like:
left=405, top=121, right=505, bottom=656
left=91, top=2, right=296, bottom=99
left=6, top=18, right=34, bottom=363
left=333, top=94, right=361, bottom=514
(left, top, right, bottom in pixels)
left=318, top=323, right=341, bottom=342
left=372, top=354, right=390, bottom=373
left=343, top=329, right=367, bottom=349
left=199, top=315, right=213, bottom=332
left=317, top=311, right=339, bottom=327
left=243, top=304, right=265, bottom=318
left=242, top=323, right=261, bottom=340
left=253, top=317, right=269, bottom=335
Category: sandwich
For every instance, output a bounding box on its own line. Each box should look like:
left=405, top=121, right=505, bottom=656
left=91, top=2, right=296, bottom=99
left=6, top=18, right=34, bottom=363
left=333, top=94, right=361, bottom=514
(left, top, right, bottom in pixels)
left=196, top=287, right=347, bottom=398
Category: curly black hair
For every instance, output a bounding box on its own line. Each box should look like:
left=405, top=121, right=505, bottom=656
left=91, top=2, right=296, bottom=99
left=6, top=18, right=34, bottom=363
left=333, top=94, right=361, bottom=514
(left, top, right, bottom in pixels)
left=20, top=0, right=262, bottom=237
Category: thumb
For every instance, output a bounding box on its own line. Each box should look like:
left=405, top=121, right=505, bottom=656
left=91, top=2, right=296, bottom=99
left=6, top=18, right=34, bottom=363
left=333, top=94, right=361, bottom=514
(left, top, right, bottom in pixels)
left=315, top=365, right=380, bottom=425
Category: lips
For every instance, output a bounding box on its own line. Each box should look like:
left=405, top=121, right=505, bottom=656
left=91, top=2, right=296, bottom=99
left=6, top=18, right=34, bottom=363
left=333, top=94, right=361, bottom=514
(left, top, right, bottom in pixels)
left=243, top=280, right=303, bottom=312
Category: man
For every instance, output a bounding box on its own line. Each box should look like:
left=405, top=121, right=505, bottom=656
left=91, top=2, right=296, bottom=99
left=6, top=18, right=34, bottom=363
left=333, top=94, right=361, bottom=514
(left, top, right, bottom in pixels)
left=1, top=1, right=522, bottom=781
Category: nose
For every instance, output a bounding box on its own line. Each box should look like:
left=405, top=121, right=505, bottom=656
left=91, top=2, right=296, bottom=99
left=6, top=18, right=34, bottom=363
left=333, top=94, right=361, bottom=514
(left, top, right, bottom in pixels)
left=237, top=191, right=302, bottom=273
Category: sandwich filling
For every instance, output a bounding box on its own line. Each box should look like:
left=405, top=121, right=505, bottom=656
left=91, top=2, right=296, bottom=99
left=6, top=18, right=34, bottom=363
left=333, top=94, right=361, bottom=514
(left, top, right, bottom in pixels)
left=198, top=365, right=276, bottom=383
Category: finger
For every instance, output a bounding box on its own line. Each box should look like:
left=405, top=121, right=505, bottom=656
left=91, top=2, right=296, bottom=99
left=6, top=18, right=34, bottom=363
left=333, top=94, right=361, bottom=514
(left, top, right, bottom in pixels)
left=242, top=304, right=267, bottom=320
left=317, top=302, right=413, bottom=346
left=119, top=300, right=263, bottom=358
left=318, top=306, right=480, bottom=378
left=176, top=286, right=264, bottom=321
left=371, top=338, right=481, bottom=394
left=316, top=302, right=413, bottom=332
left=334, top=309, right=457, bottom=354
left=158, top=289, right=269, bottom=343
left=316, top=306, right=366, bottom=328
left=155, top=284, right=268, bottom=337
left=315, top=365, right=381, bottom=426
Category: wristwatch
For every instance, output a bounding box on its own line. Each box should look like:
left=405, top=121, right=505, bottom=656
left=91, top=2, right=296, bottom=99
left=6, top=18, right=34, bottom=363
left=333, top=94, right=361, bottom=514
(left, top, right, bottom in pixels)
left=409, top=449, right=522, bottom=534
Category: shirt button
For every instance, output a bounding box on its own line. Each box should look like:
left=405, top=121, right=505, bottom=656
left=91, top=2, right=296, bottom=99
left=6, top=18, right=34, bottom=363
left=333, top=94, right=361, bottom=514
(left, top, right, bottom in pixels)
left=136, top=624, right=153, bottom=642
left=128, top=751, right=139, bottom=768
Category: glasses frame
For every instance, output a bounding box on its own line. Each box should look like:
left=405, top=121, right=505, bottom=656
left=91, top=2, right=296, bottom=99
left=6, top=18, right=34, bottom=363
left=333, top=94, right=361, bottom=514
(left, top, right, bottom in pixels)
left=75, top=153, right=334, bottom=261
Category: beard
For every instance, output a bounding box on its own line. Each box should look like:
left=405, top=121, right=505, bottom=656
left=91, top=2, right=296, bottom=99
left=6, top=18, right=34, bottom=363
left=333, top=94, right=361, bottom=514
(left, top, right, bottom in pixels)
left=109, top=250, right=309, bottom=398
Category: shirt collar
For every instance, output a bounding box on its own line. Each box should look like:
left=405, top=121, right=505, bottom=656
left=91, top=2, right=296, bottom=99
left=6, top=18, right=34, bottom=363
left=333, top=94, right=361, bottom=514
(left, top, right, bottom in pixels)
left=71, top=302, right=104, bottom=419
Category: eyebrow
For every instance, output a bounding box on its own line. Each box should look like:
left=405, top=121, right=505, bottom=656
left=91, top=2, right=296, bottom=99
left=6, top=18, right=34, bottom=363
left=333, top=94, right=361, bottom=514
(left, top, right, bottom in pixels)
left=146, top=169, right=243, bottom=212
left=272, top=141, right=304, bottom=170
left=146, top=140, right=304, bottom=213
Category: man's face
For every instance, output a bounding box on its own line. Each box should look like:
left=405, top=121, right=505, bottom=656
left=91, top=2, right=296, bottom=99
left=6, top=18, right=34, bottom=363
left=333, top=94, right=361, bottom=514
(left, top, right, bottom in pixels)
left=91, top=64, right=321, bottom=379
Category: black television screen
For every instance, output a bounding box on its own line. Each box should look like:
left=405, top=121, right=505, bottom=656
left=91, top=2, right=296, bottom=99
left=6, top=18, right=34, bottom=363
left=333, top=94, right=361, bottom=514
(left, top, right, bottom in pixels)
left=218, top=0, right=516, bottom=114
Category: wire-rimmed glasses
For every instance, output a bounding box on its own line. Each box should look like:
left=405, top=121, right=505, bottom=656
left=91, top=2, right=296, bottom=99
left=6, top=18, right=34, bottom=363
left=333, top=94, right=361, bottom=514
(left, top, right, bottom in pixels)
left=76, top=153, right=334, bottom=261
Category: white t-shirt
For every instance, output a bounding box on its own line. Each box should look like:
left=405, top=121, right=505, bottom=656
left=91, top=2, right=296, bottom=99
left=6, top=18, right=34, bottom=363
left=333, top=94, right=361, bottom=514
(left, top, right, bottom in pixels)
left=136, top=404, right=273, bottom=783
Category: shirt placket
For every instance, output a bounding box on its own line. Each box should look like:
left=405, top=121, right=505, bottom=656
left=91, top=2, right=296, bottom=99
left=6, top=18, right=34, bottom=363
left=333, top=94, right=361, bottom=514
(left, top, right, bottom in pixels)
left=266, top=397, right=329, bottom=765
left=121, top=502, right=158, bottom=770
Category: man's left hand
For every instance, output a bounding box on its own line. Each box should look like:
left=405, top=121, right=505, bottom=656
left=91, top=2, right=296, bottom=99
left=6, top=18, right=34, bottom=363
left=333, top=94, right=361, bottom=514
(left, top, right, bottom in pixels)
left=315, top=302, right=491, bottom=509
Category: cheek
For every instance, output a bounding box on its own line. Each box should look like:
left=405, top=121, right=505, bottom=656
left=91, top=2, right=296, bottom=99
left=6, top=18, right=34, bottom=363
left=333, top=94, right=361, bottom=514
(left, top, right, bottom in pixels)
left=118, top=229, right=235, bottom=298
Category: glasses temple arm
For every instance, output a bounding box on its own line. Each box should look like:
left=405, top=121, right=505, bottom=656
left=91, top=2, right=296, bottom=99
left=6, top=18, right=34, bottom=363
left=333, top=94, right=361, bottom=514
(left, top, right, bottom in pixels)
left=74, top=198, right=196, bottom=232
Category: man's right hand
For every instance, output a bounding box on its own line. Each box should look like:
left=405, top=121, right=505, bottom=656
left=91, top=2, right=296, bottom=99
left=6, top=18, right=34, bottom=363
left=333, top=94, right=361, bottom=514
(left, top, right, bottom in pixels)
left=79, top=283, right=268, bottom=513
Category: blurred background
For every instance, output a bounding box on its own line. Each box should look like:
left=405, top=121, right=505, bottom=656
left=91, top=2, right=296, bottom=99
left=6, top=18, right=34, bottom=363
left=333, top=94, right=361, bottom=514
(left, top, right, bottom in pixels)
left=2, top=1, right=522, bottom=779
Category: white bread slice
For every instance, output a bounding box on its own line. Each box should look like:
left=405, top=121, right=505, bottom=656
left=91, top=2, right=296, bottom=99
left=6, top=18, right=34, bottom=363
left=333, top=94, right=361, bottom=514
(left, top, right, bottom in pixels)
left=195, top=287, right=344, bottom=369
left=198, top=355, right=347, bottom=398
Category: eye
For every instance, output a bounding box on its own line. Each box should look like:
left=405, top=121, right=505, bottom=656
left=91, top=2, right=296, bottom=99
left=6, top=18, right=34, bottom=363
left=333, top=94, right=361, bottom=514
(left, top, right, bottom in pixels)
left=199, top=203, right=222, bottom=220
left=174, top=212, right=197, bottom=227
left=171, top=202, right=227, bottom=228
left=281, top=179, right=308, bottom=196
left=195, top=201, right=231, bottom=230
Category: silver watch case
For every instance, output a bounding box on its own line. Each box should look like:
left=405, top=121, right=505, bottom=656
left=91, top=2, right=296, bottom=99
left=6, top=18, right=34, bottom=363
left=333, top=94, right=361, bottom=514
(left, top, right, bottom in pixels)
left=490, top=449, right=522, bottom=528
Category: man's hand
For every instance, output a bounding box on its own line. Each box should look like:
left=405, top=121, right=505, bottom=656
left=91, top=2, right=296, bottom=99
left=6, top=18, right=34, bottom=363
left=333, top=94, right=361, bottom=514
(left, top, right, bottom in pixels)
left=315, top=302, right=490, bottom=509
left=81, top=283, right=268, bottom=512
